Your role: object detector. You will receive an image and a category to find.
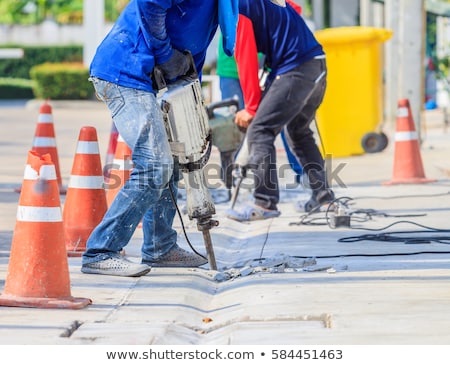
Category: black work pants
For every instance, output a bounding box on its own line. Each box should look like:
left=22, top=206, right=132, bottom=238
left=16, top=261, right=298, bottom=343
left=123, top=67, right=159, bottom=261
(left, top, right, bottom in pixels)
left=246, top=57, right=328, bottom=210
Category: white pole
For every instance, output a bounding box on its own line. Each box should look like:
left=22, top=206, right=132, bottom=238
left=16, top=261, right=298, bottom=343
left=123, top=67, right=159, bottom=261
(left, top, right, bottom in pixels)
left=312, top=0, right=325, bottom=29
left=385, top=0, right=424, bottom=139
left=83, top=0, right=105, bottom=68
left=360, top=0, right=373, bottom=26
left=384, top=0, right=400, bottom=128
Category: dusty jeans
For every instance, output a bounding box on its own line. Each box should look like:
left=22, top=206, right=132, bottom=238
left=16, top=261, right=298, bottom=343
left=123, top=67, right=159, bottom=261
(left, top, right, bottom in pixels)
left=82, top=78, right=179, bottom=264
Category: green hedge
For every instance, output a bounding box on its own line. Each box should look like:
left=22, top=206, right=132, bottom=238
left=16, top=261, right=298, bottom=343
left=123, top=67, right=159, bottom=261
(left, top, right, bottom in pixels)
left=0, top=77, right=34, bottom=99
left=0, top=45, right=82, bottom=79
left=30, top=62, right=94, bottom=100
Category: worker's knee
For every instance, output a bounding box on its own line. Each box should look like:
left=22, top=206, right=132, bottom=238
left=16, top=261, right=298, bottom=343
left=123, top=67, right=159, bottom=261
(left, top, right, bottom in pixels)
left=132, top=159, right=175, bottom=190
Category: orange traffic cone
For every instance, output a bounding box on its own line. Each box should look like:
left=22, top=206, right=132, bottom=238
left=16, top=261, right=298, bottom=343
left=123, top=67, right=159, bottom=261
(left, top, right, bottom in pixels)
left=32, top=102, right=65, bottom=194
left=0, top=151, right=91, bottom=309
left=103, top=121, right=119, bottom=181
left=384, top=99, right=436, bottom=185
left=63, top=126, right=108, bottom=257
left=105, top=134, right=133, bottom=207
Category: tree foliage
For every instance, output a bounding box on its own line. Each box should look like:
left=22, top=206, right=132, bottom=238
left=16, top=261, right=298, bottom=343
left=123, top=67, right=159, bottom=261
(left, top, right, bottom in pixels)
left=0, top=0, right=129, bottom=25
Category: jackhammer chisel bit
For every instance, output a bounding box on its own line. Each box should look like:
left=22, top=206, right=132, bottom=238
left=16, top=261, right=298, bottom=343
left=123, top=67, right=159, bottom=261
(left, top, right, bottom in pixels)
left=230, top=166, right=246, bottom=210
left=229, top=134, right=249, bottom=210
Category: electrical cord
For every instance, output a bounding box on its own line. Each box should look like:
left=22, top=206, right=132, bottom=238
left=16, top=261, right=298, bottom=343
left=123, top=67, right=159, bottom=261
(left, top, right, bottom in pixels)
left=338, top=220, right=450, bottom=244
left=167, top=184, right=450, bottom=263
left=290, top=250, right=450, bottom=259
left=354, top=191, right=450, bottom=200
left=242, top=249, right=450, bottom=267
left=253, top=214, right=450, bottom=263
left=348, top=209, right=426, bottom=225
left=258, top=218, right=275, bottom=261
left=168, top=184, right=208, bottom=260
left=348, top=220, right=444, bottom=232
left=291, top=194, right=445, bottom=228
left=289, top=196, right=354, bottom=227
left=333, top=197, right=450, bottom=244
left=339, top=233, right=450, bottom=244
left=289, top=193, right=450, bottom=247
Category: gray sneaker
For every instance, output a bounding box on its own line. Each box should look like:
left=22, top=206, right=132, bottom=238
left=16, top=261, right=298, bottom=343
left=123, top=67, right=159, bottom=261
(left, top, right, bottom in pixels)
left=142, top=246, right=208, bottom=268
left=81, top=256, right=151, bottom=277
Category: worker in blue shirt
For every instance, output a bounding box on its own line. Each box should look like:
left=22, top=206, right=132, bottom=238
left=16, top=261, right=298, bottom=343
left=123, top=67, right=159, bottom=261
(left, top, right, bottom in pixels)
left=82, top=0, right=238, bottom=277
left=227, top=0, right=335, bottom=221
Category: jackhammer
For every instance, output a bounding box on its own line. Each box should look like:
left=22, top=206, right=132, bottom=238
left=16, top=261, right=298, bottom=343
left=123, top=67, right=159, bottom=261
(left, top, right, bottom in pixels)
left=153, top=52, right=219, bottom=270
left=206, top=97, right=242, bottom=201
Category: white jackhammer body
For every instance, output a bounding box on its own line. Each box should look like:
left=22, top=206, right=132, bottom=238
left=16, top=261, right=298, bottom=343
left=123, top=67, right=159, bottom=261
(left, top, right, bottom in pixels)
left=153, top=52, right=219, bottom=270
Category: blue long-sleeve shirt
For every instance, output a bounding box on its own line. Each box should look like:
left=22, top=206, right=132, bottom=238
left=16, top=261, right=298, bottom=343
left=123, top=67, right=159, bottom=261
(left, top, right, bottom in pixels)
left=236, top=0, right=324, bottom=115
left=90, top=0, right=219, bottom=93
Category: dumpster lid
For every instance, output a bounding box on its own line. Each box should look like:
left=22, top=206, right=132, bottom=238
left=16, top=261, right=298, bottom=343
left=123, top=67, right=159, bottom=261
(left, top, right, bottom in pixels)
left=315, top=26, right=393, bottom=45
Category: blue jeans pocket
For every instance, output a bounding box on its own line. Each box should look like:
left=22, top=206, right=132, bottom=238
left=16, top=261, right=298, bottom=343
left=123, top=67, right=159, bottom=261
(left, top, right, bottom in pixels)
left=89, top=77, right=125, bottom=118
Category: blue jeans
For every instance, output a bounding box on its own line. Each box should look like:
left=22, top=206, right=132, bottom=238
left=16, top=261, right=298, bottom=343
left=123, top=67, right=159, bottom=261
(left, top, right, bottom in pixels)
left=82, top=78, right=179, bottom=264
left=219, top=76, right=244, bottom=109
left=280, top=128, right=304, bottom=179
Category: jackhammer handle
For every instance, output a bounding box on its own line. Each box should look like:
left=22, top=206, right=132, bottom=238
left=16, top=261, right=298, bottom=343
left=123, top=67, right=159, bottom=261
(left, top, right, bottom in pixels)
left=151, top=50, right=198, bottom=91
left=151, top=66, right=166, bottom=91
left=181, top=50, right=199, bottom=81
left=206, top=98, right=240, bottom=119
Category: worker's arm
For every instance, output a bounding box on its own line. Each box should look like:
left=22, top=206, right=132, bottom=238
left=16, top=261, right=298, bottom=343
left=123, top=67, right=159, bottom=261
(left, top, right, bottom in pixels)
left=235, top=14, right=261, bottom=117
left=234, top=1, right=302, bottom=128
left=136, top=0, right=173, bottom=64
left=136, top=0, right=190, bottom=80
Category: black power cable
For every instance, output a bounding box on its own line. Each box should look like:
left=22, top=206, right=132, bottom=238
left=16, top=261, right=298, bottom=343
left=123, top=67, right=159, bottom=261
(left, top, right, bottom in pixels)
left=289, top=193, right=450, bottom=251
left=168, top=184, right=207, bottom=260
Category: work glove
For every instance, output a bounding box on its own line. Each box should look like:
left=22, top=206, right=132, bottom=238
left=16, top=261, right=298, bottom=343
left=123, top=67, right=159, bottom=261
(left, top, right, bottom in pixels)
left=158, top=49, right=190, bottom=81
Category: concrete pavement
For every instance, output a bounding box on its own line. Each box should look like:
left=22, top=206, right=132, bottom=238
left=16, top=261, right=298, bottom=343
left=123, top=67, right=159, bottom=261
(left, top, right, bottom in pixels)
left=0, top=100, right=450, bottom=346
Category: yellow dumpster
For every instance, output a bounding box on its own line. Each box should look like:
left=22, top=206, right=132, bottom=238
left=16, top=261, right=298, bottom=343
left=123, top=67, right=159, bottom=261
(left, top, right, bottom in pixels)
left=314, top=26, right=393, bottom=157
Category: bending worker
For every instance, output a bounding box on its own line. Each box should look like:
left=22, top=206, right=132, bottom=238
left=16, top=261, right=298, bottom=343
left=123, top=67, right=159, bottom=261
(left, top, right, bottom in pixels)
left=227, top=0, right=335, bottom=222
left=81, top=0, right=238, bottom=277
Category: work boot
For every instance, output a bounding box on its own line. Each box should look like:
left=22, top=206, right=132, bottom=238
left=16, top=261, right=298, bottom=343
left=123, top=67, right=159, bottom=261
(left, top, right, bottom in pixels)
left=142, top=245, right=208, bottom=267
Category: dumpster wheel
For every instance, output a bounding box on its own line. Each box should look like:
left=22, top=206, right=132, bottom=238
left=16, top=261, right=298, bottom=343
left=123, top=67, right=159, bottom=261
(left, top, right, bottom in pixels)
left=361, top=132, right=388, bottom=153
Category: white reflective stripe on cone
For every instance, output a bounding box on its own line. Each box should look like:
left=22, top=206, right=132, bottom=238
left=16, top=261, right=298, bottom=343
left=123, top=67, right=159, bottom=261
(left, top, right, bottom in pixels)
left=37, top=114, right=53, bottom=123
left=397, top=107, right=409, bottom=118
left=16, top=206, right=62, bottom=222
left=32, top=137, right=56, bottom=147
left=69, top=175, right=104, bottom=189
left=76, top=141, right=100, bottom=154
left=395, top=131, right=418, bottom=142
left=23, top=164, right=57, bottom=180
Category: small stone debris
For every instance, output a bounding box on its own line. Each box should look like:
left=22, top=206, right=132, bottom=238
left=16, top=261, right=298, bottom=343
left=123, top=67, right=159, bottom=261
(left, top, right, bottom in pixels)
left=211, top=254, right=346, bottom=282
